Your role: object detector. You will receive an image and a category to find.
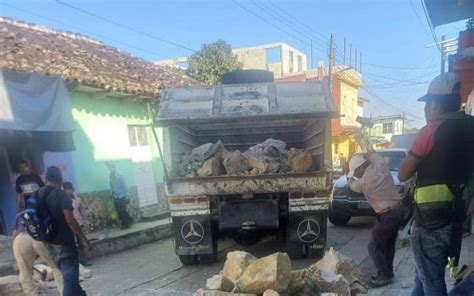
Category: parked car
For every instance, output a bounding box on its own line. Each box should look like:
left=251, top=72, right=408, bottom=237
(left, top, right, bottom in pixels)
left=329, top=148, right=414, bottom=226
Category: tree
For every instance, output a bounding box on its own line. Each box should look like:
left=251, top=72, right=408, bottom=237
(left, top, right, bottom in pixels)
left=187, top=40, right=242, bottom=85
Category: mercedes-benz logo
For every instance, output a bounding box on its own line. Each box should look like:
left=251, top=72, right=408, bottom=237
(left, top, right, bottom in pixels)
left=180, top=220, right=205, bottom=244
left=296, top=219, right=320, bottom=243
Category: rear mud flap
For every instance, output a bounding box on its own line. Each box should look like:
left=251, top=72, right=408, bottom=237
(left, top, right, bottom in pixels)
left=287, top=210, right=327, bottom=249
left=172, top=215, right=213, bottom=256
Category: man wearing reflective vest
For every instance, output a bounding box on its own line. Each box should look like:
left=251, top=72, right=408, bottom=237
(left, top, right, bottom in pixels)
left=399, top=72, right=474, bottom=296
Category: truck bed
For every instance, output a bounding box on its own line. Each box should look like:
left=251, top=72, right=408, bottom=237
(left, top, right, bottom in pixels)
left=166, top=171, right=331, bottom=196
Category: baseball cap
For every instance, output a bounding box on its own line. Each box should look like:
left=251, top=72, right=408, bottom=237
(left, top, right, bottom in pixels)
left=347, top=154, right=368, bottom=178
left=418, top=72, right=460, bottom=102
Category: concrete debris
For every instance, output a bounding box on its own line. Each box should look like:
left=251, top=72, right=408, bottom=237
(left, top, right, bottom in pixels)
left=180, top=139, right=314, bottom=177
left=206, top=275, right=234, bottom=292
left=401, top=279, right=413, bottom=289
left=309, top=247, right=367, bottom=290
left=287, top=269, right=307, bottom=295
left=222, top=251, right=257, bottom=284
left=197, top=249, right=367, bottom=296
left=223, top=151, right=249, bottom=175
left=193, top=289, right=257, bottom=296
left=350, top=281, right=368, bottom=295
left=191, top=141, right=226, bottom=162
left=235, top=253, right=291, bottom=294
left=197, top=157, right=225, bottom=177
left=0, top=275, right=25, bottom=296
left=262, top=289, right=280, bottom=296
left=288, top=149, right=313, bottom=173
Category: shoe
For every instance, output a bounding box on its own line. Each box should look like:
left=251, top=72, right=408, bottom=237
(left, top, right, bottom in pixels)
left=369, top=272, right=394, bottom=288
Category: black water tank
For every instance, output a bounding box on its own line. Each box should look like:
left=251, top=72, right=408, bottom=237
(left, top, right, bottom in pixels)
left=221, top=70, right=274, bottom=84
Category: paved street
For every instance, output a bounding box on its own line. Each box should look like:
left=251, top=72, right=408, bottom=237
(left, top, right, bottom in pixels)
left=80, top=217, right=378, bottom=295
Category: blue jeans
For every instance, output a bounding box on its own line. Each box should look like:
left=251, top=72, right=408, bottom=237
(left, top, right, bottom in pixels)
left=448, top=272, right=474, bottom=296
left=49, top=244, right=86, bottom=296
left=410, top=223, right=451, bottom=296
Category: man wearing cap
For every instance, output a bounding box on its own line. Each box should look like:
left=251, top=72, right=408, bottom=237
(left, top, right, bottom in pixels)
left=399, top=73, right=474, bottom=296
left=348, top=144, right=404, bottom=287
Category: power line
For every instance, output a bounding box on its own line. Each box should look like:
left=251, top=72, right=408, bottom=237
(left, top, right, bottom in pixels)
left=264, top=0, right=329, bottom=45
left=232, top=0, right=312, bottom=47
left=250, top=0, right=327, bottom=50
left=363, top=70, right=438, bottom=83
left=371, top=80, right=431, bottom=89
left=54, top=0, right=196, bottom=52
left=362, top=82, right=425, bottom=122
left=362, top=61, right=437, bottom=70
left=1, top=2, right=168, bottom=58
left=420, top=0, right=442, bottom=52
left=409, top=0, right=432, bottom=38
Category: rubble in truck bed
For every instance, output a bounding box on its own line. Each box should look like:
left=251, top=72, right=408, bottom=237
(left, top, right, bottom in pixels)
left=177, top=139, right=314, bottom=178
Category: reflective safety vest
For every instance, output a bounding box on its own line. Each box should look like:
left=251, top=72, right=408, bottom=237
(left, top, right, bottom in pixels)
left=413, top=115, right=474, bottom=230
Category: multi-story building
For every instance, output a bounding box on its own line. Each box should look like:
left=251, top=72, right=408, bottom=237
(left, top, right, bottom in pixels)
left=155, top=42, right=307, bottom=78
left=276, top=65, right=364, bottom=164
left=370, top=115, right=405, bottom=142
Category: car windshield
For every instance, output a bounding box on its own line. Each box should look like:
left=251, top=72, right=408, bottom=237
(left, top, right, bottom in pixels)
left=378, top=151, right=407, bottom=171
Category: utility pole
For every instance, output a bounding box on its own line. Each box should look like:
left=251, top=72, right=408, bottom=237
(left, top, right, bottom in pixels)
left=426, top=35, right=458, bottom=74
left=310, top=40, right=314, bottom=69
left=349, top=43, right=352, bottom=67
left=355, top=48, right=358, bottom=71
left=359, top=52, right=362, bottom=74
left=441, top=35, right=447, bottom=74
left=328, top=34, right=335, bottom=92
left=343, top=38, right=346, bottom=65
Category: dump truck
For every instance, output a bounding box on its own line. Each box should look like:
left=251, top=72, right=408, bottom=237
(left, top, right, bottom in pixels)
left=155, top=70, right=336, bottom=265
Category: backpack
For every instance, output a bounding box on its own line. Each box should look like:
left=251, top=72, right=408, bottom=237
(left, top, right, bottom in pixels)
left=20, top=186, right=57, bottom=242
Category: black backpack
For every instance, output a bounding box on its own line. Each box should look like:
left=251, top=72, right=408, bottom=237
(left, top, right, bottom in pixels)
left=20, top=187, right=57, bottom=242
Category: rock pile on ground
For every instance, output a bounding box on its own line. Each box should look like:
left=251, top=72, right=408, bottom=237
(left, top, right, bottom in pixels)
left=179, top=139, right=314, bottom=177
left=193, top=248, right=367, bottom=296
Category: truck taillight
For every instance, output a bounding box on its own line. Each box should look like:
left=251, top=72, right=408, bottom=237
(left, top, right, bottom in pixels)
left=289, top=192, right=302, bottom=199
left=196, top=196, right=209, bottom=203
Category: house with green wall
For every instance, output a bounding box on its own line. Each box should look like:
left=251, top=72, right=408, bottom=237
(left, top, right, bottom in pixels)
left=0, top=17, right=197, bottom=234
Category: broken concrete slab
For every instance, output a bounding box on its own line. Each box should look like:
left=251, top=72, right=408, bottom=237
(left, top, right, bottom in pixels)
left=191, top=141, right=226, bottom=162
left=193, top=289, right=257, bottom=296
left=287, top=269, right=307, bottom=295
left=288, top=148, right=313, bottom=173
left=235, top=252, right=291, bottom=294
left=197, top=157, right=225, bottom=177
left=401, top=279, right=413, bottom=289
left=222, top=251, right=257, bottom=284
left=0, top=275, right=25, bottom=296
left=206, top=275, right=234, bottom=292
left=223, top=151, right=249, bottom=175
left=310, top=248, right=367, bottom=289
left=262, top=289, right=280, bottom=296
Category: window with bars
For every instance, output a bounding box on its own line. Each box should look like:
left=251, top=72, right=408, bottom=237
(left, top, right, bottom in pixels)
left=128, top=125, right=150, bottom=147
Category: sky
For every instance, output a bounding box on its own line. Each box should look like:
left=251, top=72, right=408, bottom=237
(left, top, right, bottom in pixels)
left=0, top=0, right=469, bottom=128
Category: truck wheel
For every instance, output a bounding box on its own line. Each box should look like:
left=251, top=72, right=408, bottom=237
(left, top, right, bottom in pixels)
left=328, top=212, right=351, bottom=226
left=305, top=246, right=325, bottom=259
left=179, top=255, right=198, bottom=265
left=285, top=231, right=305, bottom=259
left=199, top=253, right=217, bottom=264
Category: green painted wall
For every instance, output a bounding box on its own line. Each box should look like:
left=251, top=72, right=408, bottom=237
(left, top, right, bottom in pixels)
left=70, top=91, right=164, bottom=193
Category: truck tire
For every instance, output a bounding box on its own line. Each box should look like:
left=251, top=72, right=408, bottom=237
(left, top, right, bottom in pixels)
left=179, top=255, right=198, bottom=265
left=328, top=212, right=351, bottom=226
left=305, top=245, right=325, bottom=259
left=285, top=230, right=305, bottom=259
